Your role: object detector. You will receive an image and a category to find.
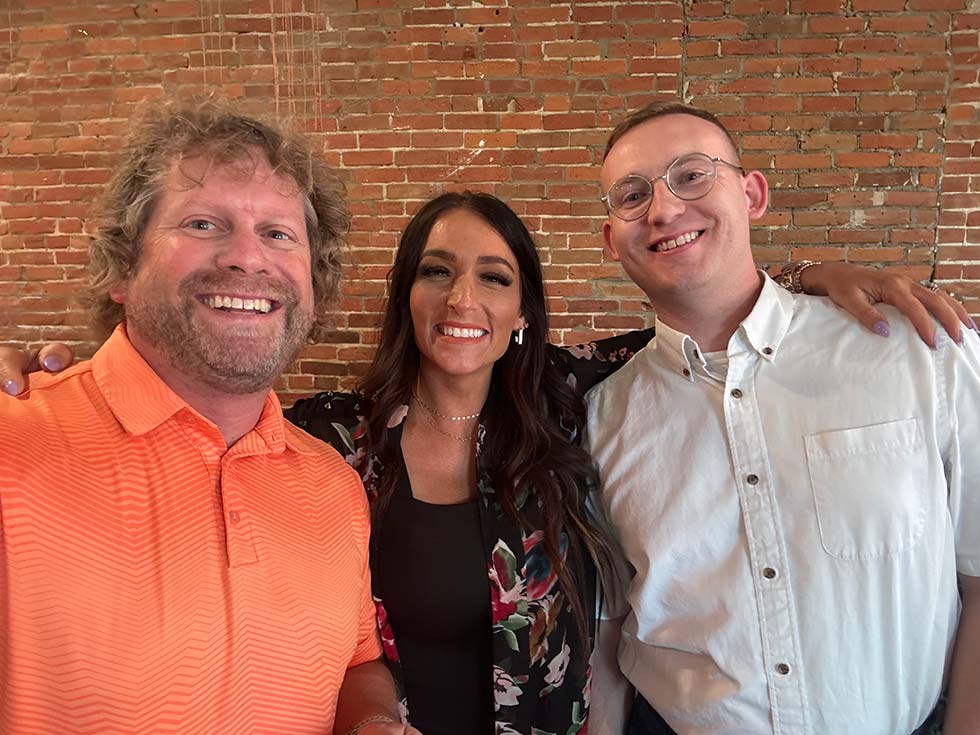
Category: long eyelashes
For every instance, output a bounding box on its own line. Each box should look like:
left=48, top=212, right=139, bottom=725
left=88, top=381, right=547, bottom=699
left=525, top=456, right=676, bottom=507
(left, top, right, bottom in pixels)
left=417, top=265, right=512, bottom=288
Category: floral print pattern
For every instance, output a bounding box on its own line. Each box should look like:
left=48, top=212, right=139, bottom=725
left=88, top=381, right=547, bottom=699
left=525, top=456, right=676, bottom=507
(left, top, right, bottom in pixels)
left=284, top=331, right=650, bottom=735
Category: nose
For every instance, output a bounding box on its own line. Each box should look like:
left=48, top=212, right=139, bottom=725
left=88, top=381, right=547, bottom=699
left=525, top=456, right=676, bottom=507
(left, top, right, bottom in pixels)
left=213, top=230, right=273, bottom=275
left=446, top=275, right=475, bottom=312
left=645, top=177, right=686, bottom=226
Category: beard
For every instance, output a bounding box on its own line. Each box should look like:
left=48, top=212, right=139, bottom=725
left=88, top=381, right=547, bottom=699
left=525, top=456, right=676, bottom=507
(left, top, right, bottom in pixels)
left=125, top=270, right=314, bottom=395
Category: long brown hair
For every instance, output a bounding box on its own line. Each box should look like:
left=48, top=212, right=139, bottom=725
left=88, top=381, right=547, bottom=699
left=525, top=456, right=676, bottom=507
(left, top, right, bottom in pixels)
left=358, top=191, right=615, bottom=646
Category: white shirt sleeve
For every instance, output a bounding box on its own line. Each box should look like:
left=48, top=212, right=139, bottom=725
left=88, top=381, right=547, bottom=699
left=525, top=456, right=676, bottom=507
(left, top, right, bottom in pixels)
left=938, top=327, right=980, bottom=577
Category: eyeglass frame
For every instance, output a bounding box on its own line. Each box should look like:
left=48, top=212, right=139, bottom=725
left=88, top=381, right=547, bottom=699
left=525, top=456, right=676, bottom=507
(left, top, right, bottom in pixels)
left=600, top=153, right=746, bottom=221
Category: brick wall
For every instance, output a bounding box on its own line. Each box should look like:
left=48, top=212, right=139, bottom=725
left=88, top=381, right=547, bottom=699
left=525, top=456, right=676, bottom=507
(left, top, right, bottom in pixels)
left=2, top=0, right=978, bottom=404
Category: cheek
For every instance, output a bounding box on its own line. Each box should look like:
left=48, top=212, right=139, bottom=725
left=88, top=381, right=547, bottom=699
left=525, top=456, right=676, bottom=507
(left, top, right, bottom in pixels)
left=408, top=283, right=424, bottom=327
left=289, top=252, right=314, bottom=298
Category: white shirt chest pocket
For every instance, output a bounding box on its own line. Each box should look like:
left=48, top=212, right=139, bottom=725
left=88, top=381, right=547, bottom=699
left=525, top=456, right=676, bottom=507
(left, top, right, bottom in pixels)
left=804, top=418, right=928, bottom=560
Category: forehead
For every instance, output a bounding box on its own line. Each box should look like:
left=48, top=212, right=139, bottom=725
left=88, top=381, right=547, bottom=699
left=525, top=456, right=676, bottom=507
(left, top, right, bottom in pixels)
left=601, top=114, right=736, bottom=185
left=161, top=151, right=303, bottom=205
left=424, top=209, right=517, bottom=261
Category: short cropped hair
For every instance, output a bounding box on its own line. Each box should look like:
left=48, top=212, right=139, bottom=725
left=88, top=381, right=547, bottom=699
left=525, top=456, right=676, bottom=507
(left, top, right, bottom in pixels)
left=84, top=101, right=349, bottom=340
left=603, top=100, right=740, bottom=163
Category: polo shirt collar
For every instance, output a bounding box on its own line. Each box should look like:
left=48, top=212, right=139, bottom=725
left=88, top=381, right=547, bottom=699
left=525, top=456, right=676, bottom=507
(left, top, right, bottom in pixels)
left=653, top=272, right=795, bottom=382
left=92, top=324, right=289, bottom=454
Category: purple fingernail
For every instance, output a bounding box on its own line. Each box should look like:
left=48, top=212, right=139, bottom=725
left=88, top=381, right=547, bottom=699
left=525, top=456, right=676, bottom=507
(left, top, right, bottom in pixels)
left=873, top=320, right=890, bottom=337
left=2, top=379, right=18, bottom=396
left=42, top=355, right=62, bottom=372
left=971, top=317, right=978, bottom=332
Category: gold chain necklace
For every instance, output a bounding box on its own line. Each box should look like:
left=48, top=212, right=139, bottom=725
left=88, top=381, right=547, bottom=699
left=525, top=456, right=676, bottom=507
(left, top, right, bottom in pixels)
left=410, top=389, right=482, bottom=421
left=412, top=395, right=477, bottom=442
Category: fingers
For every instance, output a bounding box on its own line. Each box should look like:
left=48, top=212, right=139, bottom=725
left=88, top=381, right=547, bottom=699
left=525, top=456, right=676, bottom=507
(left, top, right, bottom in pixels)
left=0, top=347, right=33, bottom=396
left=38, top=343, right=74, bottom=373
left=829, top=290, right=896, bottom=340
left=886, top=286, right=945, bottom=347
left=919, top=287, right=967, bottom=346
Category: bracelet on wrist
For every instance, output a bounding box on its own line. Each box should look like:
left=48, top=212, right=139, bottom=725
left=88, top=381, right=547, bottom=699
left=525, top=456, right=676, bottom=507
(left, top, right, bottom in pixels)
left=778, top=259, right=821, bottom=294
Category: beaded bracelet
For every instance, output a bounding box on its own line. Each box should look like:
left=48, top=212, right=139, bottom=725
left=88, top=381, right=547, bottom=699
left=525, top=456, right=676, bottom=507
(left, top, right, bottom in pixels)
left=346, top=714, right=397, bottom=735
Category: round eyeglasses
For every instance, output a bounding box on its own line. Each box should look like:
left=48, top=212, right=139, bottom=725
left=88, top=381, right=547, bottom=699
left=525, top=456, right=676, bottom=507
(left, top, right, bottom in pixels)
left=601, top=152, right=745, bottom=221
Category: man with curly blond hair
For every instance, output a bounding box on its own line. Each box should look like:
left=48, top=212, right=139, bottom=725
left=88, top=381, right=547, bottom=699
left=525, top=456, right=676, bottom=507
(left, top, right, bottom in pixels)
left=0, top=104, right=418, bottom=735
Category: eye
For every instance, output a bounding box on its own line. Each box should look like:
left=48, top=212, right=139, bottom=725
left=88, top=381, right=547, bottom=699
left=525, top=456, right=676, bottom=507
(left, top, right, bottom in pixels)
left=185, top=218, right=216, bottom=231
left=265, top=229, right=295, bottom=242
left=481, top=271, right=513, bottom=287
left=418, top=264, right=451, bottom=279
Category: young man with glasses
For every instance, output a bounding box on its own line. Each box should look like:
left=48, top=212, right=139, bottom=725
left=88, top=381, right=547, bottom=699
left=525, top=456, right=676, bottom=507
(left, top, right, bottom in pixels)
left=585, top=102, right=980, bottom=735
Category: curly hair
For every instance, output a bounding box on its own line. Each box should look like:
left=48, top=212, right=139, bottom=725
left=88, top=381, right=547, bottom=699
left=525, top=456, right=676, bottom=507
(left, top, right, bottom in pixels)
left=84, top=101, right=349, bottom=341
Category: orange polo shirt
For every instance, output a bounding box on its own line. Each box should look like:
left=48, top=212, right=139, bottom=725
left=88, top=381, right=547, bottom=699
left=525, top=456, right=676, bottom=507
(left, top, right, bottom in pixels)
left=0, top=325, right=381, bottom=734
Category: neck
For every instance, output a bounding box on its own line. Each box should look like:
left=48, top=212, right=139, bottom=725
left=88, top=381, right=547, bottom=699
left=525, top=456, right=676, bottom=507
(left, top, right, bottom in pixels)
left=651, top=269, right=765, bottom=352
left=126, top=327, right=270, bottom=448
left=415, top=367, right=492, bottom=419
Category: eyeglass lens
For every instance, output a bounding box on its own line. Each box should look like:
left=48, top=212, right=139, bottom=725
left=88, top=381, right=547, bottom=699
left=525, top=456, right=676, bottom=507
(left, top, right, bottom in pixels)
left=607, top=153, right=718, bottom=218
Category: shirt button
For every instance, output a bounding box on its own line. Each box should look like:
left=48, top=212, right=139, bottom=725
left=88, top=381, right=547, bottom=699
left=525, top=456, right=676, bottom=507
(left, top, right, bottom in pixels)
left=762, top=567, right=777, bottom=579
left=746, top=473, right=759, bottom=485
left=762, top=347, right=773, bottom=356
left=682, top=368, right=691, bottom=377
left=229, top=510, right=240, bottom=523
left=776, top=663, right=791, bottom=675
left=731, top=388, right=743, bottom=398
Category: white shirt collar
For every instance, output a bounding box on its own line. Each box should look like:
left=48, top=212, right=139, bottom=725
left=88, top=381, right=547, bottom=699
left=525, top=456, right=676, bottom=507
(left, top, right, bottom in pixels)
left=654, top=272, right=796, bottom=382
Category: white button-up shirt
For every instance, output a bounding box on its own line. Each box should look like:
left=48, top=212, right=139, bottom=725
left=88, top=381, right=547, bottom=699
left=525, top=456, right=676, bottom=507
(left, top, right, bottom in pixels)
left=585, top=274, right=980, bottom=735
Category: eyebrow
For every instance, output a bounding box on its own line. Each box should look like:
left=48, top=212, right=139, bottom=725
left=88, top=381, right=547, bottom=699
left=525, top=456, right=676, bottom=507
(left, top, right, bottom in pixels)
left=420, top=249, right=516, bottom=272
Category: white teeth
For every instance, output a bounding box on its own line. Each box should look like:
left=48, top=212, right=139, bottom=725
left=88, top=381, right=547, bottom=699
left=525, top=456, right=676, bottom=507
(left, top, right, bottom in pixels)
left=206, top=295, right=272, bottom=314
left=657, top=230, right=701, bottom=252
left=439, top=326, right=488, bottom=338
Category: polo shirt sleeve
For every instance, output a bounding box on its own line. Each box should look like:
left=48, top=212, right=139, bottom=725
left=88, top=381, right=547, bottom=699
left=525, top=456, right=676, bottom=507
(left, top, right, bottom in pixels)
left=940, top=328, right=980, bottom=578
left=348, top=484, right=384, bottom=667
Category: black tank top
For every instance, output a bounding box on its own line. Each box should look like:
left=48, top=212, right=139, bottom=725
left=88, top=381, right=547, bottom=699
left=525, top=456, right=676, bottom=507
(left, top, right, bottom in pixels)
left=376, top=459, right=494, bottom=735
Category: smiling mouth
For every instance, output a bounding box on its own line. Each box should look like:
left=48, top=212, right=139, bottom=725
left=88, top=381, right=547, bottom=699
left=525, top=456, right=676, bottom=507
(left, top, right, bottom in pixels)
left=651, top=230, right=704, bottom=253
left=437, top=325, right=488, bottom=338
left=201, top=294, right=276, bottom=314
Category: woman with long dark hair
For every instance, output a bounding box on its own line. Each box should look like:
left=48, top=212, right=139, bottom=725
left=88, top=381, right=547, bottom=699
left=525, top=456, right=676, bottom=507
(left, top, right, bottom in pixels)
left=289, top=192, right=624, bottom=734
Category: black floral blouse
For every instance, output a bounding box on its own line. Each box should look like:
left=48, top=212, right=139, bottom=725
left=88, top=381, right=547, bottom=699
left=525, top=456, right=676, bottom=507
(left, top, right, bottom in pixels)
left=285, top=329, right=653, bottom=735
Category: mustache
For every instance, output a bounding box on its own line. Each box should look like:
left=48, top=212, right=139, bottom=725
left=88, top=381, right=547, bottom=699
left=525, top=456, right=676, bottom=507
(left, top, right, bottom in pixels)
left=177, top=271, right=301, bottom=308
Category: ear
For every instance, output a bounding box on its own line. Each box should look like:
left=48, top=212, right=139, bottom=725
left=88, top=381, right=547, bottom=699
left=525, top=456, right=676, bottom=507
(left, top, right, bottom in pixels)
left=108, top=281, right=128, bottom=305
left=743, top=170, right=769, bottom=222
left=602, top=221, right=622, bottom=262
left=513, top=314, right=528, bottom=332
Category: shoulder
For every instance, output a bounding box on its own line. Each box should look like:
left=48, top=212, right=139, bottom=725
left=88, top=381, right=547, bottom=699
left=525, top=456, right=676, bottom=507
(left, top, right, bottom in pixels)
left=285, top=390, right=363, bottom=428
left=285, top=390, right=367, bottom=446
left=794, top=297, right=936, bottom=357
left=552, top=328, right=656, bottom=394
left=584, top=336, right=655, bottom=406
left=0, top=361, right=97, bottom=433
left=282, top=421, right=367, bottom=498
